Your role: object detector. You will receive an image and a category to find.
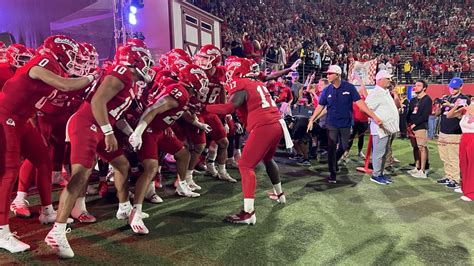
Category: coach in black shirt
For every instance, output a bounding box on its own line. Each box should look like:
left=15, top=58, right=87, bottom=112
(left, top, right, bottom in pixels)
left=407, top=80, right=432, bottom=179
left=434, top=77, right=470, bottom=188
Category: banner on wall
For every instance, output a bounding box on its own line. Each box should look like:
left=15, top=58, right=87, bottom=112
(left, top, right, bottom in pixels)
left=348, top=59, right=378, bottom=86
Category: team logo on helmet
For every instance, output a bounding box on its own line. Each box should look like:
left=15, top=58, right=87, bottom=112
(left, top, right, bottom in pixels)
left=190, top=67, right=206, bottom=77
left=54, top=38, right=78, bottom=52
left=205, top=48, right=220, bottom=56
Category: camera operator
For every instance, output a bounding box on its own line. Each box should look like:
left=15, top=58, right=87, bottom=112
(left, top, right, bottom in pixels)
left=434, top=77, right=470, bottom=189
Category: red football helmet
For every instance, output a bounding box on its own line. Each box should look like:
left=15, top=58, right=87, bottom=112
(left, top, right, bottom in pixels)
left=116, top=44, right=155, bottom=83
left=225, top=57, right=258, bottom=79
left=193, top=44, right=221, bottom=70
left=6, top=44, right=34, bottom=68
left=168, top=55, right=192, bottom=76
left=168, top=48, right=189, bottom=59
left=224, top=57, right=259, bottom=92
left=0, top=41, right=6, bottom=63
left=148, top=70, right=175, bottom=100
left=126, top=38, right=147, bottom=48
left=82, top=42, right=99, bottom=75
left=43, top=35, right=82, bottom=76
left=178, top=64, right=209, bottom=96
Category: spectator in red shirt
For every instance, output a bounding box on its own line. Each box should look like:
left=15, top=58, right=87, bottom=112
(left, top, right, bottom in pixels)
left=343, top=77, right=369, bottom=161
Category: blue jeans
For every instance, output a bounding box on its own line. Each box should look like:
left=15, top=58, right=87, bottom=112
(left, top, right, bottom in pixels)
left=428, top=115, right=437, bottom=139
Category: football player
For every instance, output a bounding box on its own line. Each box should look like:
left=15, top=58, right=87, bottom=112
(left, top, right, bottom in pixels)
left=206, top=57, right=293, bottom=224
left=44, top=44, right=155, bottom=258
left=0, top=35, right=95, bottom=253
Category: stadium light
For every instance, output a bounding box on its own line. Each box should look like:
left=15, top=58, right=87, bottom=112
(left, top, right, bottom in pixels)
left=128, top=13, right=137, bottom=25
left=130, top=5, right=137, bottom=14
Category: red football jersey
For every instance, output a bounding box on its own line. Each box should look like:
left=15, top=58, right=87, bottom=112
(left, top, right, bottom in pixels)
left=148, top=83, right=189, bottom=131
left=39, top=80, right=96, bottom=116
left=231, top=77, right=280, bottom=131
left=0, top=54, right=62, bottom=121
left=0, top=62, right=15, bottom=90
left=194, top=66, right=226, bottom=106
left=76, top=63, right=138, bottom=126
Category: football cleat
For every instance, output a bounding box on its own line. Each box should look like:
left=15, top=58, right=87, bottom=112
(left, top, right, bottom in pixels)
left=267, top=192, right=286, bottom=204
left=116, top=207, right=150, bottom=220
left=10, top=199, right=31, bottom=218
left=145, top=193, right=163, bottom=204
left=72, top=211, right=96, bottom=223
left=176, top=181, right=200, bottom=198
left=128, top=209, right=149, bottom=235
left=217, top=171, right=237, bottom=183
left=0, top=231, right=30, bottom=253
left=225, top=210, right=256, bottom=225
left=206, top=163, right=218, bottom=177
left=39, top=210, right=74, bottom=225
left=44, top=228, right=74, bottom=259
left=187, top=179, right=202, bottom=191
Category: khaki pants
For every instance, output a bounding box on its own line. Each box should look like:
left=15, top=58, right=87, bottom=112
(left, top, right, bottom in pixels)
left=437, top=132, right=461, bottom=182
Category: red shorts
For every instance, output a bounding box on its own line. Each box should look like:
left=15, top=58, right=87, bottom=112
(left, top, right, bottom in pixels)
left=174, top=119, right=206, bottom=145
left=68, top=112, right=123, bottom=169
left=138, top=128, right=184, bottom=161
left=37, top=112, right=69, bottom=146
left=238, top=122, right=283, bottom=169
left=0, top=115, right=50, bottom=169
left=200, top=111, right=227, bottom=141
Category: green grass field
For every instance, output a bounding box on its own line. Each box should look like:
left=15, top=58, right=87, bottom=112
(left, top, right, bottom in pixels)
left=1, top=138, right=473, bottom=265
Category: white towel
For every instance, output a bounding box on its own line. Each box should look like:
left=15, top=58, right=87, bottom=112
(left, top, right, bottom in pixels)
left=279, top=119, right=294, bottom=149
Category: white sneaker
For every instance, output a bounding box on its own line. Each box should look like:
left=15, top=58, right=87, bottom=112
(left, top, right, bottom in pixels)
left=217, top=171, right=237, bottom=183
left=10, top=199, right=31, bottom=218
left=128, top=209, right=149, bottom=235
left=358, top=151, right=366, bottom=160
left=206, top=163, right=218, bottom=177
left=187, top=179, right=202, bottom=191
left=461, top=196, right=472, bottom=202
left=145, top=193, right=163, bottom=204
left=454, top=187, right=463, bottom=194
left=407, top=168, right=419, bottom=175
left=411, top=169, right=427, bottom=179
left=44, top=228, right=74, bottom=259
left=0, top=231, right=30, bottom=253
left=176, top=182, right=200, bottom=198
left=116, top=208, right=149, bottom=220
left=392, top=157, right=400, bottom=163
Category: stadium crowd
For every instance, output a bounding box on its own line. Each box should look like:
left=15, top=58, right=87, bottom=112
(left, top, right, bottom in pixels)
left=193, top=0, right=473, bottom=79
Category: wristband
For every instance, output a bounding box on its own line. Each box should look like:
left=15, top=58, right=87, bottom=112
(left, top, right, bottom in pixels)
left=101, top=124, right=113, bottom=134
left=104, top=130, right=114, bottom=136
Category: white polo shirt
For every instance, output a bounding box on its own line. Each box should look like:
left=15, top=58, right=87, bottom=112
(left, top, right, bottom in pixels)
left=365, top=85, right=400, bottom=137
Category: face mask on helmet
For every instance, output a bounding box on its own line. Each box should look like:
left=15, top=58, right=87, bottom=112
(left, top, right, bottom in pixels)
left=82, top=43, right=99, bottom=75
left=194, top=45, right=221, bottom=70
left=43, top=35, right=81, bottom=76
left=178, top=64, right=209, bottom=95
left=0, top=42, right=6, bottom=63
left=136, top=54, right=156, bottom=83
left=6, top=44, right=34, bottom=68
left=69, top=44, right=90, bottom=77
